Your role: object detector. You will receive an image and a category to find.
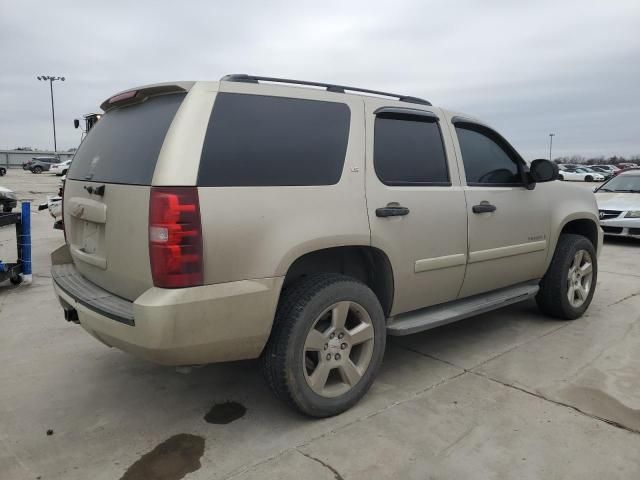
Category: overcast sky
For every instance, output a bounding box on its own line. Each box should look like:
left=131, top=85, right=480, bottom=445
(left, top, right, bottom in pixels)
left=1, top=0, right=639, bottom=159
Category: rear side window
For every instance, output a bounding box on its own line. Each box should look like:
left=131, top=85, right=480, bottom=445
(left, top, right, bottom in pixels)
left=374, top=112, right=449, bottom=185
left=455, top=124, right=522, bottom=185
left=68, top=93, right=185, bottom=185
left=198, top=93, right=350, bottom=186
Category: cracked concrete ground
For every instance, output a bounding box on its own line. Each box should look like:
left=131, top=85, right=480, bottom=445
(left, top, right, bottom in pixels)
left=1, top=171, right=639, bottom=480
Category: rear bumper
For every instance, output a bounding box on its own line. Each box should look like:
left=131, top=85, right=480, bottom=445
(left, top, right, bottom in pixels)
left=51, top=245, right=284, bottom=365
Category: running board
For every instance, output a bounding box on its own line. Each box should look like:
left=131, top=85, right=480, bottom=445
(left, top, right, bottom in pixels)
left=387, top=281, right=540, bottom=336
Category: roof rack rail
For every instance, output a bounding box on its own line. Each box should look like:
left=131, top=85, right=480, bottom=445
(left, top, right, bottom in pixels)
left=220, top=74, right=432, bottom=106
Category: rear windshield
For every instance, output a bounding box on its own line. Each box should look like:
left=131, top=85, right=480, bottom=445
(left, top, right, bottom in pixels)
left=67, top=93, right=185, bottom=185
left=198, top=93, right=350, bottom=186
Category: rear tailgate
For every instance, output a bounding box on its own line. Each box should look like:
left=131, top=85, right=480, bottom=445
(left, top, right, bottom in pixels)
left=64, top=89, right=187, bottom=301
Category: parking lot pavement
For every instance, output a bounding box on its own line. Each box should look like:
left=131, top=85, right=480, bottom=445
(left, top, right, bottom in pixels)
left=1, top=170, right=638, bottom=479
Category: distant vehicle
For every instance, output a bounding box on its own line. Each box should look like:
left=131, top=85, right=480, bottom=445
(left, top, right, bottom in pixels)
left=618, top=163, right=639, bottom=169
left=38, top=176, right=65, bottom=230
left=558, top=167, right=605, bottom=182
left=22, top=156, right=57, bottom=170
left=74, top=113, right=101, bottom=140
left=595, top=170, right=640, bottom=238
left=558, top=164, right=580, bottom=172
left=592, top=165, right=620, bottom=173
left=25, top=156, right=62, bottom=173
left=614, top=166, right=640, bottom=176
left=584, top=166, right=612, bottom=180
left=0, top=186, right=17, bottom=212
left=50, top=159, right=72, bottom=176
left=0, top=167, right=6, bottom=176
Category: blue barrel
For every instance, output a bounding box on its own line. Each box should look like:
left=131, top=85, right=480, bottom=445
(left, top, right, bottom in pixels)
left=20, top=201, right=32, bottom=277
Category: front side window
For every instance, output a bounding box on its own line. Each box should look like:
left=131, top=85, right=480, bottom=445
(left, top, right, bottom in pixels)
left=374, top=112, right=449, bottom=186
left=455, top=123, right=522, bottom=185
left=198, top=93, right=350, bottom=186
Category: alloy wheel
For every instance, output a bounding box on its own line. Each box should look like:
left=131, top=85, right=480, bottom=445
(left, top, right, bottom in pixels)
left=302, top=301, right=375, bottom=398
left=567, top=249, right=593, bottom=308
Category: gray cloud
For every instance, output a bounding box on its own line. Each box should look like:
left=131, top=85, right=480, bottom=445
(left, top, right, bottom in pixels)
left=1, top=0, right=639, bottom=159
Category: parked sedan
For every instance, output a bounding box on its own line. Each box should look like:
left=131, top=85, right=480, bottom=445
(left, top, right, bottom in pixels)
left=587, top=166, right=613, bottom=180
left=595, top=170, right=640, bottom=238
left=558, top=167, right=605, bottom=182
left=592, top=165, right=620, bottom=174
left=50, top=159, right=71, bottom=176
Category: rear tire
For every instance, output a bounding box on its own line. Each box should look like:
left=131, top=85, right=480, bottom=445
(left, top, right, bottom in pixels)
left=0, top=167, right=5, bottom=176
left=32, top=166, right=43, bottom=174
left=557, top=174, right=564, bottom=181
left=585, top=175, right=593, bottom=182
left=536, top=234, right=597, bottom=320
left=261, top=273, right=386, bottom=417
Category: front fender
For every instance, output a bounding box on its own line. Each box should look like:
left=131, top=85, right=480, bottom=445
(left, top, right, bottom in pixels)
left=546, top=205, right=602, bottom=273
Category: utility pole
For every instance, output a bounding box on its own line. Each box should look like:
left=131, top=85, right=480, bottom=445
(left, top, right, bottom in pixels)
left=549, top=133, right=555, bottom=162
left=37, top=75, right=65, bottom=153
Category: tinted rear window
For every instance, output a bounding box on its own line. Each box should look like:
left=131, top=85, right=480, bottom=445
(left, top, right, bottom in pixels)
left=374, top=113, right=449, bottom=185
left=198, top=93, right=350, bottom=186
left=68, top=93, right=185, bottom=184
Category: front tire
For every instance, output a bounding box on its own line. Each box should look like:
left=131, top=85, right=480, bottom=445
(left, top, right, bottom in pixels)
left=261, top=273, right=386, bottom=417
left=585, top=175, right=593, bottom=182
left=536, top=234, right=597, bottom=319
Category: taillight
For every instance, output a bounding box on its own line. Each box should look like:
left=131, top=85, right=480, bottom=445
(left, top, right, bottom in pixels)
left=149, top=187, right=203, bottom=288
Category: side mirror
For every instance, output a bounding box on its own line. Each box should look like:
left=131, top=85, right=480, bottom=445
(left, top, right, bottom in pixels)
left=529, top=159, right=559, bottom=183
left=73, top=119, right=80, bottom=129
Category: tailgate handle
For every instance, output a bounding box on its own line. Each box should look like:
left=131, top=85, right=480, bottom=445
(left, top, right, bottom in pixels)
left=84, top=184, right=106, bottom=196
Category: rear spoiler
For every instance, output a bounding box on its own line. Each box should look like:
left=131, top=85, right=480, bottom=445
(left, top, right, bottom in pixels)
left=100, top=81, right=195, bottom=112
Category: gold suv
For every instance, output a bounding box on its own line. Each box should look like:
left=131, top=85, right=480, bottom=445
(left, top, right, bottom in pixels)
left=52, top=75, right=602, bottom=417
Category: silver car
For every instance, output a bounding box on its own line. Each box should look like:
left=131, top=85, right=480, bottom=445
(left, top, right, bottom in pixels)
left=595, top=170, right=640, bottom=238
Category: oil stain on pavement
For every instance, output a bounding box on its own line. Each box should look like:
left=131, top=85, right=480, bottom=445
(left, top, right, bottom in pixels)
left=204, top=401, right=246, bottom=424
left=119, top=434, right=205, bottom=480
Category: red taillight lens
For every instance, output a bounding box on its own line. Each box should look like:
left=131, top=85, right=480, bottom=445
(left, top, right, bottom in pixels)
left=149, top=187, right=203, bottom=288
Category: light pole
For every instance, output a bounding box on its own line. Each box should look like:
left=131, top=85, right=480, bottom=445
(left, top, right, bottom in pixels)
left=549, top=133, right=555, bottom=161
left=37, top=75, right=65, bottom=153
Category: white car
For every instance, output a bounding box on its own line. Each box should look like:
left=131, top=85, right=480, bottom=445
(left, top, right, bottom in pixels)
left=592, top=165, right=620, bottom=174
left=50, top=159, right=72, bottom=176
left=595, top=170, right=640, bottom=238
left=558, top=167, right=605, bottom=182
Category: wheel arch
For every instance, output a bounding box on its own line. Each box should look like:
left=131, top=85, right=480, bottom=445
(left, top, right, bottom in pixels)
left=281, top=245, right=395, bottom=317
left=546, top=212, right=602, bottom=273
